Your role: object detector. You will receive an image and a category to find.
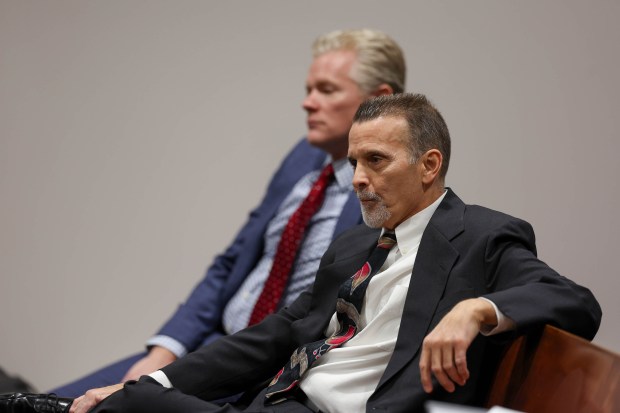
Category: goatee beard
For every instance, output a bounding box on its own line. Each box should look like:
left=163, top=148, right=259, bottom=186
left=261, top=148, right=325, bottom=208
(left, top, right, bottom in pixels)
left=357, top=190, right=391, bottom=228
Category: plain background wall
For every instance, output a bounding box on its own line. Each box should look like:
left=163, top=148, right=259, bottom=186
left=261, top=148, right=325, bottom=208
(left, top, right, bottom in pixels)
left=1, top=0, right=618, bottom=391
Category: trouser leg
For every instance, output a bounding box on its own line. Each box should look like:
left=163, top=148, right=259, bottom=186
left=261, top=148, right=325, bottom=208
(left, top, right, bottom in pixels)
left=90, top=379, right=316, bottom=413
left=49, top=352, right=146, bottom=398
left=89, top=379, right=240, bottom=413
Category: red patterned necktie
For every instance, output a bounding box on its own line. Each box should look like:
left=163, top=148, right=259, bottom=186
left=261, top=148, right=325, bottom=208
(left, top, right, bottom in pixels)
left=248, top=164, right=335, bottom=326
left=264, top=232, right=398, bottom=400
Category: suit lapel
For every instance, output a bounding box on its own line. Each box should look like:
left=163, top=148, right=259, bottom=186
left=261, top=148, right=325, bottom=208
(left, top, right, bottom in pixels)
left=311, top=227, right=381, bottom=299
left=301, top=227, right=381, bottom=336
left=377, top=189, right=465, bottom=389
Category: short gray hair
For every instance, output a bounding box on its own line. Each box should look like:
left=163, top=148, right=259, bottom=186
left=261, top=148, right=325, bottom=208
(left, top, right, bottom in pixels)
left=312, top=29, right=406, bottom=94
left=353, top=93, right=451, bottom=180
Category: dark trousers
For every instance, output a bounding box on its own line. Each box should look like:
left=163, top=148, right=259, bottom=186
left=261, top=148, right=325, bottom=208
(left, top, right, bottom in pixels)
left=90, top=378, right=315, bottom=413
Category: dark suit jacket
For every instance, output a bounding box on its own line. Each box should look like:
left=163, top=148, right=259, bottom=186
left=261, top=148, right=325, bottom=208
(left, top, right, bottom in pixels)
left=162, top=189, right=601, bottom=412
left=155, top=138, right=362, bottom=350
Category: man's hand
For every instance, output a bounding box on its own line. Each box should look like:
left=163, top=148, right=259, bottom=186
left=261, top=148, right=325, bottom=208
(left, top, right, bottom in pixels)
left=121, top=346, right=177, bottom=382
left=419, top=298, right=497, bottom=394
left=68, top=347, right=175, bottom=413
left=69, top=383, right=123, bottom=413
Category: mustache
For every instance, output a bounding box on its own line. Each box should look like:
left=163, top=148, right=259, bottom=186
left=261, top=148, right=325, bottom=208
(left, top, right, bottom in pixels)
left=356, top=190, right=382, bottom=202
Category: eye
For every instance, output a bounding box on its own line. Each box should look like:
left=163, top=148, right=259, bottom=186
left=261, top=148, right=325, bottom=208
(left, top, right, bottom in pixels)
left=348, top=158, right=357, bottom=169
left=317, top=82, right=337, bottom=94
left=369, top=155, right=383, bottom=164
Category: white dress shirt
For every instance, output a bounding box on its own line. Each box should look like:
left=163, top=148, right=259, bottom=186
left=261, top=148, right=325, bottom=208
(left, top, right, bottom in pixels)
left=298, top=192, right=447, bottom=413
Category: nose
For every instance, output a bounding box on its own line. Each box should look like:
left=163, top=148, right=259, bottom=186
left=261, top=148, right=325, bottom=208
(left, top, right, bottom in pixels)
left=352, top=164, right=369, bottom=192
left=302, top=90, right=318, bottom=112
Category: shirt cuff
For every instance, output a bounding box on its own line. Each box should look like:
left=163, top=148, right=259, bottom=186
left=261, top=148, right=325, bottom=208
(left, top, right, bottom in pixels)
left=146, top=335, right=188, bottom=358
left=478, top=297, right=516, bottom=336
left=148, top=370, right=173, bottom=388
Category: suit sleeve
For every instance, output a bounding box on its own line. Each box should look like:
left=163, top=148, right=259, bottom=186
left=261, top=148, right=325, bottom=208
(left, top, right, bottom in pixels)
left=158, top=231, right=351, bottom=401
left=160, top=290, right=313, bottom=400
left=481, top=218, right=602, bottom=340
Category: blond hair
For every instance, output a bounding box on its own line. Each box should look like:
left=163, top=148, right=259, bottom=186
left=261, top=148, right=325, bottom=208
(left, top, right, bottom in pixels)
left=312, top=29, right=406, bottom=94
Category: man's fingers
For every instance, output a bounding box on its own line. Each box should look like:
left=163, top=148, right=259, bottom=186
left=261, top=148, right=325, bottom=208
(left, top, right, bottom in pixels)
left=432, top=344, right=455, bottom=393
left=73, top=389, right=99, bottom=413
left=420, top=337, right=472, bottom=394
left=70, top=384, right=123, bottom=413
left=441, top=344, right=463, bottom=388
left=443, top=340, right=471, bottom=387
left=419, top=346, right=433, bottom=393
left=72, top=397, right=94, bottom=413
left=454, top=345, right=470, bottom=384
left=420, top=337, right=457, bottom=393
left=68, top=395, right=81, bottom=413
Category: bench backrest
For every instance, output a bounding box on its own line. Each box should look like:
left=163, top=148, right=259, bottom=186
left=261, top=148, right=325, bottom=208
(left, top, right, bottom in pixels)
left=485, top=325, right=620, bottom=413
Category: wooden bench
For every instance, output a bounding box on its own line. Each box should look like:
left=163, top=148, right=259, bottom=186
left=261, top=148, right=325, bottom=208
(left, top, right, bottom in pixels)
left=485, top=325, right=620, bottom=413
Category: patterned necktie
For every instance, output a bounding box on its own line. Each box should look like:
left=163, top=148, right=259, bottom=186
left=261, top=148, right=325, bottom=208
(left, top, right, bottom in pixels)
left=264, top=232, right=397, bottom=400
left=248, top=164, right=335, bottom=326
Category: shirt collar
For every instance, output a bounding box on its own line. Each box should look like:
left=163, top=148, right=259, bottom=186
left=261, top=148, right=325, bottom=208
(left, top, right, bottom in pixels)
left=327, top=156, right=354, bottom=190
left=385, top=190, right=447, bottom=256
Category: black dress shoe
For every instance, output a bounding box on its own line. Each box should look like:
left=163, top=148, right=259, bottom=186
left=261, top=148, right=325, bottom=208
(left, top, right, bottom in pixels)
left=0, top=392, right=73, bottom=413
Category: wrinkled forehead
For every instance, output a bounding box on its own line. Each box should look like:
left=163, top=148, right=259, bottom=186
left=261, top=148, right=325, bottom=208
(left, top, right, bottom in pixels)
left=348, top=117, right=410, bottom=154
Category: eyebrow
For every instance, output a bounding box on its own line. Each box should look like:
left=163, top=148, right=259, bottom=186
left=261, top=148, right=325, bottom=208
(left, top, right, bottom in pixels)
left=308, top=80, right=337, bottom=89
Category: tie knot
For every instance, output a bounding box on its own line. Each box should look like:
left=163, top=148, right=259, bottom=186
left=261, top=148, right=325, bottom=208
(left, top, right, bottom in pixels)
left=378, top=232, right=397, bottom=249
left=320, top=163, right=335, bottom=181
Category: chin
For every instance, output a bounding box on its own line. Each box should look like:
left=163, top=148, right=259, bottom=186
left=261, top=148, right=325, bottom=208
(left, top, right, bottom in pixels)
left=306, top=131, right=326, bottom=145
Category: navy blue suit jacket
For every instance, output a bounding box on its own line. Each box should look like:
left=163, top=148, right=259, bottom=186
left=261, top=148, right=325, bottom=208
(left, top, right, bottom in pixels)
left=156, top=138, right=362, bottom=352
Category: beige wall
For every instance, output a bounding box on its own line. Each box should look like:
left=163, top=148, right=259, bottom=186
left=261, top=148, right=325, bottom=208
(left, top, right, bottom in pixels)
left=1, top=0, right=618, bottom=391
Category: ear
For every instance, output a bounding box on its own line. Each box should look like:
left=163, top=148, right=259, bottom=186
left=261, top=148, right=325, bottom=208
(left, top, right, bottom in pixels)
left=370, top=83, right=394, bottom=97
left=420, top=149, right=443, bottom=185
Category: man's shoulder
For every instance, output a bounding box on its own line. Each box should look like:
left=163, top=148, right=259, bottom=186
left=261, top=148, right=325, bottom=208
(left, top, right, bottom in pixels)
left=434, top=189, right=534, bottom=241
left=443, top=189, right=531, bottom=228
left=265, top=137, right=327, bottom=193
left=284, top=137, right=327, bottom=163
left=464, top=204, right=530, bottom=229
left=456, top=203, right=536, bottom=248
